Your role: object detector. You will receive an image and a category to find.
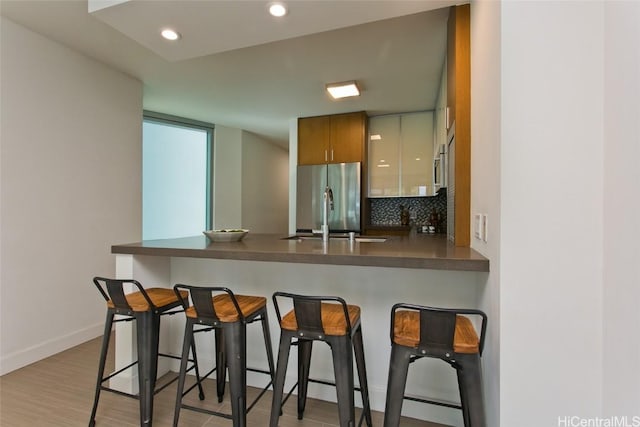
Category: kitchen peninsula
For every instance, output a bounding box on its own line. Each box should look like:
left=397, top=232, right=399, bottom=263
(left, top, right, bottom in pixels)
left=111, top=233, right=488, bottom=426
left=112, top=232, right=488, bottom=272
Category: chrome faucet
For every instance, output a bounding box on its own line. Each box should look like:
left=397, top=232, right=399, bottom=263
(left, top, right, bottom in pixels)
left=322, top=186, right=334, bottom=242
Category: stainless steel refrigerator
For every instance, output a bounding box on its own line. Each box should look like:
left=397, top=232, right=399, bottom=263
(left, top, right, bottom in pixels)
left=296, top=162, right=361, bottom=233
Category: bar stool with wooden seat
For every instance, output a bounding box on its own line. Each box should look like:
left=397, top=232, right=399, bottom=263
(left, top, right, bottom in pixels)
left=269, top=292, right=372, bottom=427
left=172, top=284, right=275, bottom=427
left=383, top=303, right=487, bottom=427
left=89, top=277, right=204, bottom=427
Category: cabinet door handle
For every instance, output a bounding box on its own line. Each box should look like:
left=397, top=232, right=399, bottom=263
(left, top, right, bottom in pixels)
left=325, top=150, right=328, bottom=162
left=331, top=149, right=334, bottom=161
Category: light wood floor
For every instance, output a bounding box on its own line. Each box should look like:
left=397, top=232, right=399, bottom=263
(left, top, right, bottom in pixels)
left=0, top=336, right=449, bottom=427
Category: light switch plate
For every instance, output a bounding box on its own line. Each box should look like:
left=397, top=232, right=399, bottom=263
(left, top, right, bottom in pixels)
left=482, top=214, right=488, bottom=242
left=474, top=213, right=482, bottom=240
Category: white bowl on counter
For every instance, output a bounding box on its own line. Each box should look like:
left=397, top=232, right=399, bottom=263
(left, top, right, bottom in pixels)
left=203, top=229, right=249, bottom=242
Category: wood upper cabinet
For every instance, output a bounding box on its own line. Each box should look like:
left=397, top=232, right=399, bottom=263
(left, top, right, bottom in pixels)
left=330, top=112, right=366, bottom=163
left=298, top=111, right=366, bottom=165
left=298, top=115, right=330, bottom=164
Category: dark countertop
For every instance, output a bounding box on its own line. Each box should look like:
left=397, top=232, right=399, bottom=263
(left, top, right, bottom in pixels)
left=112, top=233, right=489, bottom=272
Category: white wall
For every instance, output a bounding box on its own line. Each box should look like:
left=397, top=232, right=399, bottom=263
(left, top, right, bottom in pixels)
left=473, top=2, right=640, bottom=424
left=470, top=1, right=501, bottom=426
left=213, top=126, right=243, bottom=229
left=213, top=125, right=289, bottom=233
left=0, top=17, right=142, bottom=374
left=499, top=1, right=607, bottom=424
left=241, top=132, right=289, bottom=233
left=602, top=1, right=640, bottom=417
left=288, top=118, right=298, bottom=234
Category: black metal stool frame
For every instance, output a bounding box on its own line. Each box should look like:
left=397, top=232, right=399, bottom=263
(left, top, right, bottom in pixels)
left=172, top=284, right=275, bottom=427
left=269, top=292, right=373, bottom=427
left=383, top=303, right=487, bottom=427
left=89, top=277, right=204, bottom=427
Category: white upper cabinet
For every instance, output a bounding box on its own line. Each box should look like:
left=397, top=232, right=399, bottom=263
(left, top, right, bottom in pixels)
left=433, top=63, right=448, bottom=190
left=434, top=62, right=448, bottom=159
left=368, top=112, right=434, bottom=197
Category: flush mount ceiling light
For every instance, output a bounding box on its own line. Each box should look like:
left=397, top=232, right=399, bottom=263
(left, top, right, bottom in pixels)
left=160, top=28, right=181, bottom=41
left=268, top=2, right=287, bottom=17
left=326, top=81, right=360, bottom=100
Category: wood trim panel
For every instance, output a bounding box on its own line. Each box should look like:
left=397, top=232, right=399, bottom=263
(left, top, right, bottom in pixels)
left=449, top=4, right=471, bottom=247
left=447, top=9, right=456, bottom=130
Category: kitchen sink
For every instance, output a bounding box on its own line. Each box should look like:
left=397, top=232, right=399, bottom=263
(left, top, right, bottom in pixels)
left=283, top=235, right=387, bottom=243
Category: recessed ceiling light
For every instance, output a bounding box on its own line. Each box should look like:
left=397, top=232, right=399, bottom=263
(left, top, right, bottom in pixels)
left=326, top=81, right=360, bottom=100
left=268, top=2, right=287, bottom=17
left=161, top=28, right=181, bottom=41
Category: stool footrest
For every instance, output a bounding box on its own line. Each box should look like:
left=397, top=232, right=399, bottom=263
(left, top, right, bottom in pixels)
left=284, top=376, right=367, bottom=394
left=280, top=378, right=367, bottom=407
left=100, top=360, right=137, bottom=383
left=179, top=376, right=272, bottom=418
left=179, top=366, right=217, bottom=398
left=247, top=379, right=273, bottom=413
left=247, top=367, right=271, bottom=375
left=280, top=378, right=370, bottom=427
left=179, top=364, right=272, bottom=411
left=153, top=363, right=198, bottom=396
left=100, top=355, right=199, bottom=396
left=402, top=393, right=462, bottom=410
left=99, top=385, right=138, bottom=400
left=180, top=403, right=234, bottom=420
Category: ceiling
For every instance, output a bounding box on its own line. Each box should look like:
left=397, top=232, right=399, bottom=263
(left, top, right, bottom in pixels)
left=0, top=0, right=457, bottom=148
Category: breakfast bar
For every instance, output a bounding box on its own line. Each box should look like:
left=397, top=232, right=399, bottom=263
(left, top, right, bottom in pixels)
left=112, top=233, right=489, bottom=271
left=111, top=233, right=488, bottom=426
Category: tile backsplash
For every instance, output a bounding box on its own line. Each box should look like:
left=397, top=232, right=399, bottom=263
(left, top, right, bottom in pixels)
left=368, top=188, right=447, bottom=233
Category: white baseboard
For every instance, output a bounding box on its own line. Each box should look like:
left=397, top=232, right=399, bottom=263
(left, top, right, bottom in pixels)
left=0, top=322, right=104, bottom=375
